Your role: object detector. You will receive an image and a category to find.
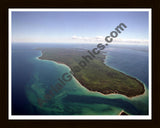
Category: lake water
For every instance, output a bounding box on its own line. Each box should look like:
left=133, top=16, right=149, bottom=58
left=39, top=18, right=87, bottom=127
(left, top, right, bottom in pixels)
left=12, top=43, right=149, bottom=115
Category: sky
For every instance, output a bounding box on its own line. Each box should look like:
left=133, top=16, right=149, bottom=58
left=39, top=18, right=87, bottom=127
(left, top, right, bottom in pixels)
left=11, top=10, right=150, bottom=45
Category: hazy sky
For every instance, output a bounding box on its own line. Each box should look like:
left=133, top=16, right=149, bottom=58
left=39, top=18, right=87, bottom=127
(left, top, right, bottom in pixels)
left=11, top=10, right=150, bottom=44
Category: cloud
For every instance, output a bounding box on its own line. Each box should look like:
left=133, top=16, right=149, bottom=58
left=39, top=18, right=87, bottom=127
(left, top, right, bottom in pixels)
left=71, top=35, right=148, bottom=45
left=71, top=35, right=105, bottom=43
left=113, top=38, right=148, bottom=45
left=95, top=36, right=104, bottom=40
left=72, top=36, right=82, bottom=39
left=13, top=35, right=148, bottom=45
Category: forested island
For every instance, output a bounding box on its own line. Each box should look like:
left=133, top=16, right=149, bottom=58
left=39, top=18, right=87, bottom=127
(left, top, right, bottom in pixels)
left=38, top=48, right=145, bottom=97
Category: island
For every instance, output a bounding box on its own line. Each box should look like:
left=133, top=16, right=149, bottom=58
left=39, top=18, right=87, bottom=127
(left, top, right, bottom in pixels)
left=38, top=48, right=145, bottom=97
left=119, top=110, right=128, bottom=115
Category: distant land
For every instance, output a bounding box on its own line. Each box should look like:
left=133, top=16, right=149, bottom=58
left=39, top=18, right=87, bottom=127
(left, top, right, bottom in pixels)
left=38, top=48, right=145, bottom=97
left=119, top=110, right=128, bottom=115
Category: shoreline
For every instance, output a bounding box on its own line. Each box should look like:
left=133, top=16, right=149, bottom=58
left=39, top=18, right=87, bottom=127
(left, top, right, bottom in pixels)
left=104, top=52, right=147, bottom=88
left=103, top=53, right=146, bottom=98
left=37, top=50, right=69, bottom=66
left=37, top=49, right=145, bottom=99
left=84, top=87, right=145, bottom=100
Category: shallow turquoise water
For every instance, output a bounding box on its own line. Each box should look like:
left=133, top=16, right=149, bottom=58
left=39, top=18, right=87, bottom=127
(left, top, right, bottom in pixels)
left=12, top=43, right=149, bottom=115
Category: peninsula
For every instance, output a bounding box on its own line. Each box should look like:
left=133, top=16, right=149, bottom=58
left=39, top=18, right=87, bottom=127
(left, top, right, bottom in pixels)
left=38, top=48, right=145, bottom=97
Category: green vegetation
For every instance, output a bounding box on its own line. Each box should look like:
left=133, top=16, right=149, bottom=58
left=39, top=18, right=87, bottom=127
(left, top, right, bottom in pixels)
left=38, top=48, right=145, bottom=97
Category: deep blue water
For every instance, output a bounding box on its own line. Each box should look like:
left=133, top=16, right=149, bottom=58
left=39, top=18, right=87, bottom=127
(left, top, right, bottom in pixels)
left=12, top=43, right=93, bottom=115
left=12, top=45, right=40, bottom=114
left=105, top=44, right=148, bottom=87
left=11, top=43, right=149, bottom=115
